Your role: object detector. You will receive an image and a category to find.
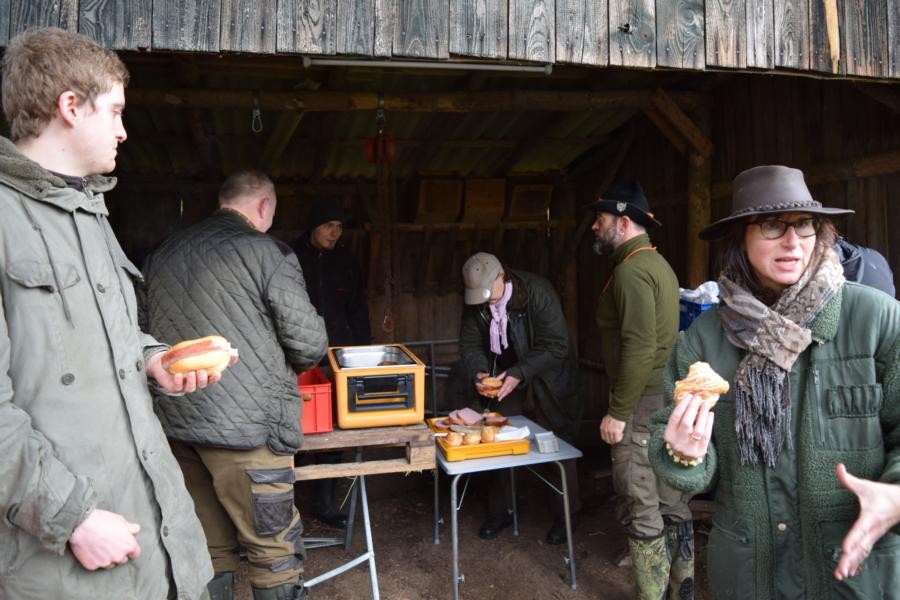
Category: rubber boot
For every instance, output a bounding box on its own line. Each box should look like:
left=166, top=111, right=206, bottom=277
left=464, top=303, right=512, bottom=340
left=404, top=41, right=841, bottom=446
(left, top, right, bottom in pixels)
left=665, top=520, right=695, bottom=600
left=627, top=534, right=671, bottom=600
left=207, top=572, right=234, bottom=600
left=251, top=579, right=308, bottom=600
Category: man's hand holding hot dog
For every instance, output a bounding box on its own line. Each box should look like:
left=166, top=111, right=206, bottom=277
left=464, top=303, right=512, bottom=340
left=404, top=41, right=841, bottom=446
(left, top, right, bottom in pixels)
left=146, top=351, right=216, bottom=394
left=147, top=335, right=238, bottom=395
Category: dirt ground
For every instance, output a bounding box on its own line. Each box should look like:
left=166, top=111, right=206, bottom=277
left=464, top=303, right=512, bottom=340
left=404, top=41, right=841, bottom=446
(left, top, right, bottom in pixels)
left=234, top=453, right=712, bottom=600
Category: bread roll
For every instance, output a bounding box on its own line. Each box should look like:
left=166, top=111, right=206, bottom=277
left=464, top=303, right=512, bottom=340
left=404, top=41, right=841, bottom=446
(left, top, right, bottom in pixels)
left=479, top=376, right=503, bottom=398
left=161, top=335, right=239, bottom=376
left=446, top=432, right=463, bottom=446
left=481, top=426, right=496, bottom=443
left=674, top=362, right=729, bottom=409
left=463, top=431, right=482, bottom=445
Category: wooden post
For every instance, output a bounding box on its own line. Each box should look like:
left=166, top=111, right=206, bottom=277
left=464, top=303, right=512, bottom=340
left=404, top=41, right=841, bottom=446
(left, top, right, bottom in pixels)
left=687, top=151, right=711, bottom=287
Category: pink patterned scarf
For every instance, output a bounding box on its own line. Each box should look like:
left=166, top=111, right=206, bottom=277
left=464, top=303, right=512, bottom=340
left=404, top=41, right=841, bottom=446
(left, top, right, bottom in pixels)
left=489, top=282, right=513, bottom=355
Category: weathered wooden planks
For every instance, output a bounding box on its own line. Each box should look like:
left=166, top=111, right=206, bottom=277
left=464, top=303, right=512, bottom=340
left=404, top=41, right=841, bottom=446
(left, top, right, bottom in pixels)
left=556, top=0, right=607, bottom=65
left=79, top=0, right=151, bottom=49
left=152, top=0, right=220, bottom=52
left=10, top=0, right=77, bottom=38
left=889, top=0, right=900, bottom=78
left=336, top=0, right=377, bottom=55
left=277, top=0, right=335, bottom=54
left=745, top=0, right=773, bottom=68
left=657, top=0, right=704, bottom=70
left=394, top=0, right=449, bottom=58
left=841, top=0, right=890, bottom=78
left=809, top=0, right=842, bottom=74
left=706, top=0, right=746, bottom=68
left=774, top=0, right=809, bottom=69
left=509, top=0, right=555, bottom=62
left=220, top=0, right=276, bottom=53
left=609, top=0, right=655, bottom=67
left=374, top=0, right=393, bottom=56
left=0, top=0, right=896, bottom=82
left=450, top=0, right=507, bottom=59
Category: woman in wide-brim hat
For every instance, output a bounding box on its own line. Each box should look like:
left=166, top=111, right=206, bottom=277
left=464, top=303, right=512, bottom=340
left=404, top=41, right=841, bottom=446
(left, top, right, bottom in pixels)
left=648, top=165, right=900, bottom=599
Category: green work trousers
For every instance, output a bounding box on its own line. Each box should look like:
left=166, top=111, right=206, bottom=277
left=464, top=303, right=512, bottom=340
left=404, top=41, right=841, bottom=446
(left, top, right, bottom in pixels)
left=170, top=441, right=305, bottom=589
left=611, top=393, right=692, bottom=538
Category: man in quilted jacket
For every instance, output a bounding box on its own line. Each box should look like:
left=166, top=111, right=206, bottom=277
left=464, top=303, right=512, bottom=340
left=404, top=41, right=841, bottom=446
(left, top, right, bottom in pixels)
left=143, top=170, right=328, bottom=600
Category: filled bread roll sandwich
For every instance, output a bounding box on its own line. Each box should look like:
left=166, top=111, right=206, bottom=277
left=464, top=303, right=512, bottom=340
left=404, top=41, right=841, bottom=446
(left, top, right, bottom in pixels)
left=160, top=335, right=239, bottom=376
left=674, top=361, right=729, bottom=409
left=479, top=376, right=503, bottom=398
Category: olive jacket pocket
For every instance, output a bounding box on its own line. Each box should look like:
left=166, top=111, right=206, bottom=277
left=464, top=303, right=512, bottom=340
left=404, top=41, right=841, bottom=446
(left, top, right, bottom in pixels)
left=7, top=260, right=80, bottom=292
left=707, top=510, right=756, bottom=600
left=822, top=385, right=883, bottom=450
left=821, top=521, right=900, bottom=599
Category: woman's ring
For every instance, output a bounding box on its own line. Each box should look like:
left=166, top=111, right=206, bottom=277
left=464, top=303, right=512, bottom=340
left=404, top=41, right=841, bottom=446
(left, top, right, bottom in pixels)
left=690, top=433, right=703, bottom=441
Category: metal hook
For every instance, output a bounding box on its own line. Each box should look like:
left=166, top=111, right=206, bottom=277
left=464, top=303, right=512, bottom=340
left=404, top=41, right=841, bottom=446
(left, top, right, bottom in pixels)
left=251, top=94, right=263, bottom=133
left=375, top=92, right=386, bottom=135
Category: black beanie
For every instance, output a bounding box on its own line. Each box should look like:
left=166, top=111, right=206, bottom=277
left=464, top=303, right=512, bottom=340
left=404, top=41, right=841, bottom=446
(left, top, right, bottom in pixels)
left=308, top=199, right=345, bottom=229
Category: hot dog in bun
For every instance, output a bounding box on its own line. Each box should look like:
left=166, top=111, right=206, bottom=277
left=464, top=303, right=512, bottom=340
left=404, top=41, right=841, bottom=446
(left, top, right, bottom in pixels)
left=161, top=335, right=239, bottom=376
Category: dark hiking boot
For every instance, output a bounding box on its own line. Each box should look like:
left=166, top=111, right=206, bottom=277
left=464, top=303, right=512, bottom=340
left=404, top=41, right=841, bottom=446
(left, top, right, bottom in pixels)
left=251, top=579, right=308, bottom=600
left=545, top=512, right=579, bottom=545
left=207, top=571, right=234, bottom=600
left=478, top=512, right=513, bottom=539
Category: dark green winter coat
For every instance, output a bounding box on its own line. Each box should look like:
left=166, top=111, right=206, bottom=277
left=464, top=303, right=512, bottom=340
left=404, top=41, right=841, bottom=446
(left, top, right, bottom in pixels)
left=459, top=269, right=582, bottom=440
left=0, top=138, right=212, bottom=599
left=649, top=283, right=900, bottom=599
left=143, top=210, right=328, bottom=455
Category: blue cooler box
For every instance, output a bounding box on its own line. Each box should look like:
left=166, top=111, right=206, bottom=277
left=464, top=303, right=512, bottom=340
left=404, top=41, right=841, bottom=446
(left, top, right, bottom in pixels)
left=679, top=299, right=715, bottom=331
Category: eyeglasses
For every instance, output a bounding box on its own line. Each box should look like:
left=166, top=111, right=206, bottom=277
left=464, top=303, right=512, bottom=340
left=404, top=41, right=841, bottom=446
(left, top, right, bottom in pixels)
left=753, top=217, right=820, bottom=240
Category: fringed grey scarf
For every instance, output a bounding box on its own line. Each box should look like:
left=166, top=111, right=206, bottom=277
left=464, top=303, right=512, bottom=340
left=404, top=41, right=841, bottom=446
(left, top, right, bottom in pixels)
left=717, top=244, right=845, bottom=467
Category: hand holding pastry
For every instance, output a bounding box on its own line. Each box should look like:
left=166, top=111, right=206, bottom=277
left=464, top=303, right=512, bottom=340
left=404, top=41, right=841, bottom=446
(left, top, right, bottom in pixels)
left=664, top=362, right=728, bottom=465
left=674, top=361, right=729, bottom=408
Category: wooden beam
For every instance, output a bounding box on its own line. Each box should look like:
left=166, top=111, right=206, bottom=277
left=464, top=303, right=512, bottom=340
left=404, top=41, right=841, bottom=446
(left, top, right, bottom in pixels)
left=649, top=89, right=713, bottom=159
left=126, top=88, right=701, bottom=113
left=261, top=112, right=305, bottom=173
left=711, top=149, right=900, bottom=199
left=643, top=107, right=687, bottom=156
left=854, top=83, right=900, bottom=114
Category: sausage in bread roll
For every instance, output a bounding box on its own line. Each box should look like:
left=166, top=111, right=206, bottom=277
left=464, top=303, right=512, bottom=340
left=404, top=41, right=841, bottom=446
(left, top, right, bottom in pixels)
left=161, top=335, right=239, bottom=376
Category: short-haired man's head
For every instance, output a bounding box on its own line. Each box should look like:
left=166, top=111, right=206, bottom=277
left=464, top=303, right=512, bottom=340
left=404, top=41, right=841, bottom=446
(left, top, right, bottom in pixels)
left=218, top=169, right=275, bottom=207
left=2, top=27, right=129, bottom=141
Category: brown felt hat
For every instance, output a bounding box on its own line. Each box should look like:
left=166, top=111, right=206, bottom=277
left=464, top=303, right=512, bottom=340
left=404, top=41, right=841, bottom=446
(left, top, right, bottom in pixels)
left=699, top=165, right=854, bottom=240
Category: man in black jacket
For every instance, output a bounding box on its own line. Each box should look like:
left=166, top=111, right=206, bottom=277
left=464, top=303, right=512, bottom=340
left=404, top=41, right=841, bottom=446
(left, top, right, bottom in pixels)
left=292, top=199, right=371, bottom=528
left=144, top=170, right=328, bottom=600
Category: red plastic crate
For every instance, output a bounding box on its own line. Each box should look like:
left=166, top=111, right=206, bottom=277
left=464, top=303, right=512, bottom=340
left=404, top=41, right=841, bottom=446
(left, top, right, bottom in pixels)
left=298, top=367, right=333, bottom=434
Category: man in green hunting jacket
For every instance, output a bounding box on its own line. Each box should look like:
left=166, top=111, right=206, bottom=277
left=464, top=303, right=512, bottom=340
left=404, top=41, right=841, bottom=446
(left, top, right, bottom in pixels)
left=591, top=181, right=694, bottom=599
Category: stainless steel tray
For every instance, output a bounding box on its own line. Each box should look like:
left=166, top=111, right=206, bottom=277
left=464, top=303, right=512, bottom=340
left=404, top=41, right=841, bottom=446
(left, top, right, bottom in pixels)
left=333, top=345, right=416, bottom=369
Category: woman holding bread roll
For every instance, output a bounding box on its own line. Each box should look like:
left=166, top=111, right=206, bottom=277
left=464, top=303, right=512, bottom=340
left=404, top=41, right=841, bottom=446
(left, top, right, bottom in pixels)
left=649, top=166, right=900, bottom=599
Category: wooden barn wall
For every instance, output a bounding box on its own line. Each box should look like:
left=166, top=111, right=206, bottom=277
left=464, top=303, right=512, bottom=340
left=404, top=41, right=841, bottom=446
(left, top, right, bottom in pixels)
left=1, top=0, right=898, bottom=80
